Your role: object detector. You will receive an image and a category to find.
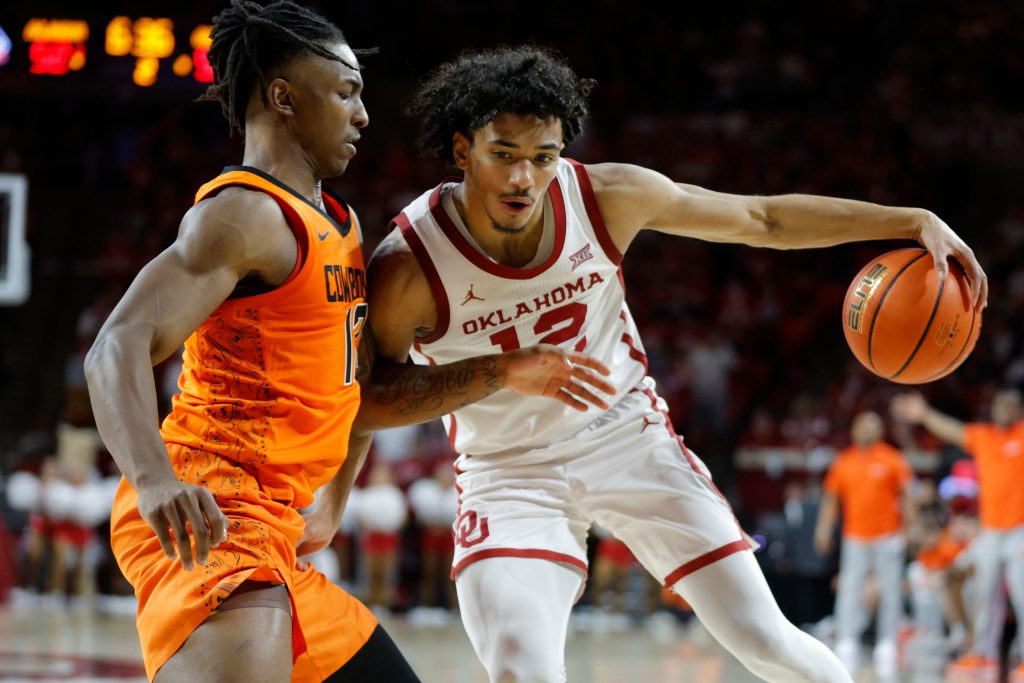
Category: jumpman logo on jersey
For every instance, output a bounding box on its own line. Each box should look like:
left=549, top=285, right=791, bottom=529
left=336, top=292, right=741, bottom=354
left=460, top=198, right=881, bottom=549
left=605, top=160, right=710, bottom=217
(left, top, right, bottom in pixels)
left=641, top=416, right=658, bottom=433
left=462, top=284, right=485, bottom=306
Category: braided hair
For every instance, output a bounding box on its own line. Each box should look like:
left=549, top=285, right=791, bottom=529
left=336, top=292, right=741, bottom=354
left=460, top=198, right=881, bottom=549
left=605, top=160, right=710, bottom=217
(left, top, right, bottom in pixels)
left=408, top=46, right=596, bottom=162
left=200, top=0, right=367, bottom=136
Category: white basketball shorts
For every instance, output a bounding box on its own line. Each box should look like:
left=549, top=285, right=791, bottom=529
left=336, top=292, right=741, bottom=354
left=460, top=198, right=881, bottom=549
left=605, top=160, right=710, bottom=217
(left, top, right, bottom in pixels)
left=450, top=378, right=750, bottom=587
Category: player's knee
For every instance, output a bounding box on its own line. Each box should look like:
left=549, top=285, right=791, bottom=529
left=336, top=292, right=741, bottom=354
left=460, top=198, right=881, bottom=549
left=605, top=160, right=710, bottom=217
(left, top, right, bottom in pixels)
left=488, top=633, right=564, bottom=683
left=492, top=661, right=565, bottom=683
left=227, top=642, right=291, bottom=683
left=730, top=614, right=795, bottom=670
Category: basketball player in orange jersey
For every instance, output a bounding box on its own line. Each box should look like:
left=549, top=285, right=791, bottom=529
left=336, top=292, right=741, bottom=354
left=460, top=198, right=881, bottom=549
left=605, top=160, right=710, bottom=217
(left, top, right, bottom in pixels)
left=83, top=5, right=614, bottom=682
left=892, top=389, right=1024, bottom=682
left=814, top=411, right=914, bottom=678
left=355, top=47, right=988, bottom=683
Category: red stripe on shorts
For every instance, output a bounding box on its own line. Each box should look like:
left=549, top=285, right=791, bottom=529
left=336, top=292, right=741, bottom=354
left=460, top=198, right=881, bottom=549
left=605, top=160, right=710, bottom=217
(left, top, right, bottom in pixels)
left=663, top=539, right=751, bottom=587
left=451, top=548, right=588, bottom=580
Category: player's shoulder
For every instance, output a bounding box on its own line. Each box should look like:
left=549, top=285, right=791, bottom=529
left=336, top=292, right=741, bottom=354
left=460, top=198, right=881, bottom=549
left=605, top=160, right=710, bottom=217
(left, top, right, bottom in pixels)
left=368, top=227, right=429, bottom=296
left=834, top=445, right=855, bottom=460
left=824, top=450, right=846, bottom=476
left=370, top=225, right=415, bottom=267
left=185, top=186, right=286, bottom=233
left=576, top=161, right=673, bottom=194
left=177, top=187, right=290, bottom=269
left=962, top=422, right=992, bottom=439
left=879, top=443, right=909, bottom=467
left=876, top=441, right=903, bottom=457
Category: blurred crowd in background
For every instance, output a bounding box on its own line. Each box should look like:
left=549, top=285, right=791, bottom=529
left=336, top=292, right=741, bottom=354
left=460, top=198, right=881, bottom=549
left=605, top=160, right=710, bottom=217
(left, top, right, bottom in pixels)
left=0, top=0, right=1022, bottom=673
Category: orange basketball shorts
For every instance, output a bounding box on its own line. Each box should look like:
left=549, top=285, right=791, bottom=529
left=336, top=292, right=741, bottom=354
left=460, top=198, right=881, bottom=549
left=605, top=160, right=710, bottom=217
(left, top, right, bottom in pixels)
left=110, top=443, right=377, bottom=681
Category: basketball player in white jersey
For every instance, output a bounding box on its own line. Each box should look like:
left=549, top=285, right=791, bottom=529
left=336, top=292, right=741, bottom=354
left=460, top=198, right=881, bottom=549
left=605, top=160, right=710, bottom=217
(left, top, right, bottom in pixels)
left=365, top=47, right=988, bottom=683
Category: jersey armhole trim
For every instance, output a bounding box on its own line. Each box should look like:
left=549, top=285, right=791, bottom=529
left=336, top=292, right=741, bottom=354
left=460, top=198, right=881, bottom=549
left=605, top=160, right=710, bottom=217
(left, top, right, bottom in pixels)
left=223, top=165, right=352, bottom=237
left=565, top=158, right=624, bottom=265
left=394, top=213, right=450, bottom=344
left=194, top=180, right=312, bottom=306
left=321, top=189, right=357, bottom=241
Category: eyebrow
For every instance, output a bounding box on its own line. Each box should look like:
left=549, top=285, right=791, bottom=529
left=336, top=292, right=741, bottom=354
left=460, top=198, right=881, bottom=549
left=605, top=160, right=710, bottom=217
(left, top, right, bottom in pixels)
left=489, top=139, right=561, bottom=150
left=343, top=77, right=363, bottom=88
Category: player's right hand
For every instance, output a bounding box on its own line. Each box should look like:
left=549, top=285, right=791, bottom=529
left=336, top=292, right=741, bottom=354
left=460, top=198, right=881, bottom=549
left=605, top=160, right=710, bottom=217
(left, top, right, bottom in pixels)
left=295, top=509, right=338, bottom=560
left=502, top=344, right=616, bottom=411
left=813, top=530, right=833, bottom=557
left=890, top=392, right=928, bottom=424
left=136, top=478, right=229, bottom=571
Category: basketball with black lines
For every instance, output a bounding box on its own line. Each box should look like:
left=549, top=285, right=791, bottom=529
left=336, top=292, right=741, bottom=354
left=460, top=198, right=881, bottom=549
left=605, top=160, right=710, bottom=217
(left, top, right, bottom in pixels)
left=842, top=248, right=982, bottom=384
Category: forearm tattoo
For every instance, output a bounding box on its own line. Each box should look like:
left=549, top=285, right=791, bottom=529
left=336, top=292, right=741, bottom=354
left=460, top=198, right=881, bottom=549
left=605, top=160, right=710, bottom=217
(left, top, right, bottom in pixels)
left=373, top=356, right=502, bottom=417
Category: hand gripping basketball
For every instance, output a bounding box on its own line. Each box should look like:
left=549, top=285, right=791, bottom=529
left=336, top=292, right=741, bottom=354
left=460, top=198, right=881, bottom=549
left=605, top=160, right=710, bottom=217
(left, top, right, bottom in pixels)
left=842, top=248, right=983, bottom=384
left=916, top=211, right=988, bottom=309
left=502, top=344, right=616, bottom=411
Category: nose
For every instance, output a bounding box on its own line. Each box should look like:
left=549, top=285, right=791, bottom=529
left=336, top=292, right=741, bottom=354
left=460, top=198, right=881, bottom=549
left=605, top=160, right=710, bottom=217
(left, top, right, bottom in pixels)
left=507, top=159, right=533, bottom=190
left=353, top=98, right=369, bottom=129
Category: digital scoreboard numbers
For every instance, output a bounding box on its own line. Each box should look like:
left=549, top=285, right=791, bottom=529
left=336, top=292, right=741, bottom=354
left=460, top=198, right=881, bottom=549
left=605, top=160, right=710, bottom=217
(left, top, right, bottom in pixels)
left=12, top=16, right=213, bottom=86
left=105, top=16, right=175, bottom=86
left=172, top=25, right=213, bottom=83
left=22, top=19, right=88, bottom=75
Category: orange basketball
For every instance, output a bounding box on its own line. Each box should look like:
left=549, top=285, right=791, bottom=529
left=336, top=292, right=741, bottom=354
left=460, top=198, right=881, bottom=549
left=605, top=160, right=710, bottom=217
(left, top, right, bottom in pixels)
left=842, top=248, right=982, bottom=384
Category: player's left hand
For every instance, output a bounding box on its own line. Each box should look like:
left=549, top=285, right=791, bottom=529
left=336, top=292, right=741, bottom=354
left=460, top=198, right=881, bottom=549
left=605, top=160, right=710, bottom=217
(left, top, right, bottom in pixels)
left=916, top=211, right=988, bottom=309
left=294, top=510, right=338, bottom=568
left=501, top=344, right=616, bottom=411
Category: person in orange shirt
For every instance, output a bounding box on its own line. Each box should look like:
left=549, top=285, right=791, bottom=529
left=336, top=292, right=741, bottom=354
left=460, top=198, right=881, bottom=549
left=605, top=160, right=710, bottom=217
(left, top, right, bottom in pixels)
left=892, top=389, right=1024, bottom=682
left=84, top=3, right=613, bottom=682
left=814, top=411, right=913, bottom=678
left=907, top=495, right=976, bottom=650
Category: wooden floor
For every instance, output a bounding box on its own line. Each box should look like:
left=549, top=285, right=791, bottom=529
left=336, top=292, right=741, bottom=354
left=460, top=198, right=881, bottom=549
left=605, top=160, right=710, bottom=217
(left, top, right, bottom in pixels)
left=0, top=596, right=948, bottom=682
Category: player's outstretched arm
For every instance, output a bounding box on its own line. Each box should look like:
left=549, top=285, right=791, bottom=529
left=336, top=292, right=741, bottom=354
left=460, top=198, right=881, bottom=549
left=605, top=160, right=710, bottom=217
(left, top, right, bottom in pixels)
left=351, top=232, right=616, bottom=435
left=297, top=340, right=377, bottom=558
left=85, top=191, right=291, bottom=570
left=584, top=163, right=987, bottom=308
left=891, top=392, right=967, bottom=449
left=813, top=493, right=839, bottom=556
left=296, top=431, right=372, bottom=559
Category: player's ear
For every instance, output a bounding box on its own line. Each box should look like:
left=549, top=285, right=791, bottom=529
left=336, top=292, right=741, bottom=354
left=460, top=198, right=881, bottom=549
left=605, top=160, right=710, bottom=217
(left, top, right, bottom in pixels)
left=452, top=132, right=470, bottom=170
left=265, top=78, right=295, bottom=118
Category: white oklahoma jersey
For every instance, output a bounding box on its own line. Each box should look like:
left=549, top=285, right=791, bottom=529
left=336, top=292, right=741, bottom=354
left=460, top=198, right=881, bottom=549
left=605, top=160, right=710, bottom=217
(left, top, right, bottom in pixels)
left=393, top=158, right=747, bottom=586
left=396, top=158, right=646, bottom=457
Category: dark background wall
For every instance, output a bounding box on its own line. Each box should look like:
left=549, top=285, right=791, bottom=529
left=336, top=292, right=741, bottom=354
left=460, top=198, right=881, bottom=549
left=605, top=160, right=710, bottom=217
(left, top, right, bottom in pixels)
left=1, top=1, right=1022, bottom=497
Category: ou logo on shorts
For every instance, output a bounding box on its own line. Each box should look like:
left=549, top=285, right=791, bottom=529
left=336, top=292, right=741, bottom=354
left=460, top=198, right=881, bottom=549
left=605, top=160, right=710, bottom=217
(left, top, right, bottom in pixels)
left=455, top=510, right=490, bottom=548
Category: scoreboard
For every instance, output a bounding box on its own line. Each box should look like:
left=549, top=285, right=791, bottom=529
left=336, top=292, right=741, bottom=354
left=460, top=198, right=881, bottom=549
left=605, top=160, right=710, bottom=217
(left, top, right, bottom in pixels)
left=8, top=16, right=212, bottom=86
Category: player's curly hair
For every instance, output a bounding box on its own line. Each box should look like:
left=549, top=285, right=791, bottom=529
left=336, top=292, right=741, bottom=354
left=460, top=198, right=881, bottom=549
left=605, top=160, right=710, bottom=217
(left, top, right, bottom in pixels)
left=407, top=46, right=597, bottom=162
left=199, top=0, right=373, bottom=136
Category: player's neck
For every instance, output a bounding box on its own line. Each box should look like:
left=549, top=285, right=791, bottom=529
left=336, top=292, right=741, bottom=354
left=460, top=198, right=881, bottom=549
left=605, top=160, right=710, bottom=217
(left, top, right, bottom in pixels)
left=452, top=183, right=545, bottom=268
left=241, top=130, right=322, bottom=207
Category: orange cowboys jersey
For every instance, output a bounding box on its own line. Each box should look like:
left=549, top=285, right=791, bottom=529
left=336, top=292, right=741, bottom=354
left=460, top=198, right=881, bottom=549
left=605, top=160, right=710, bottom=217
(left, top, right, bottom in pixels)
left=160, top=166, right=367, bottom=509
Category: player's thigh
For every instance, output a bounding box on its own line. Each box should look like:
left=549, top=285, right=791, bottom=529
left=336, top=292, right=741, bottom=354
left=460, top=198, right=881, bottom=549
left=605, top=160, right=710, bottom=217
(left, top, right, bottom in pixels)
left=580, top=432, right=745, bottom=585
left=837, top=538, right=871, bottom=583
left=671, top=550, right=792, bottom=655
left=1001, top=529, right=1024, bottom=611
left=456, top=557, right=582, bottom=662
left=290, top=564, right=379, bottom=682
left=321, top=625, right=421, bottom=683
left=873, top=534, right=905, bottom=583
left=453, top=463, right=591, bottom=574
left=156, top=585, right=292, bottom=683
left=969, top=531, right=1004, bottom=595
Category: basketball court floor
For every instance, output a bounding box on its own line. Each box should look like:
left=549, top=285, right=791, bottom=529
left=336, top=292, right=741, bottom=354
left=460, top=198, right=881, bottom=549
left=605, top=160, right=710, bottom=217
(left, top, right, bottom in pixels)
left=0, top=596, right=948, bottom=682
